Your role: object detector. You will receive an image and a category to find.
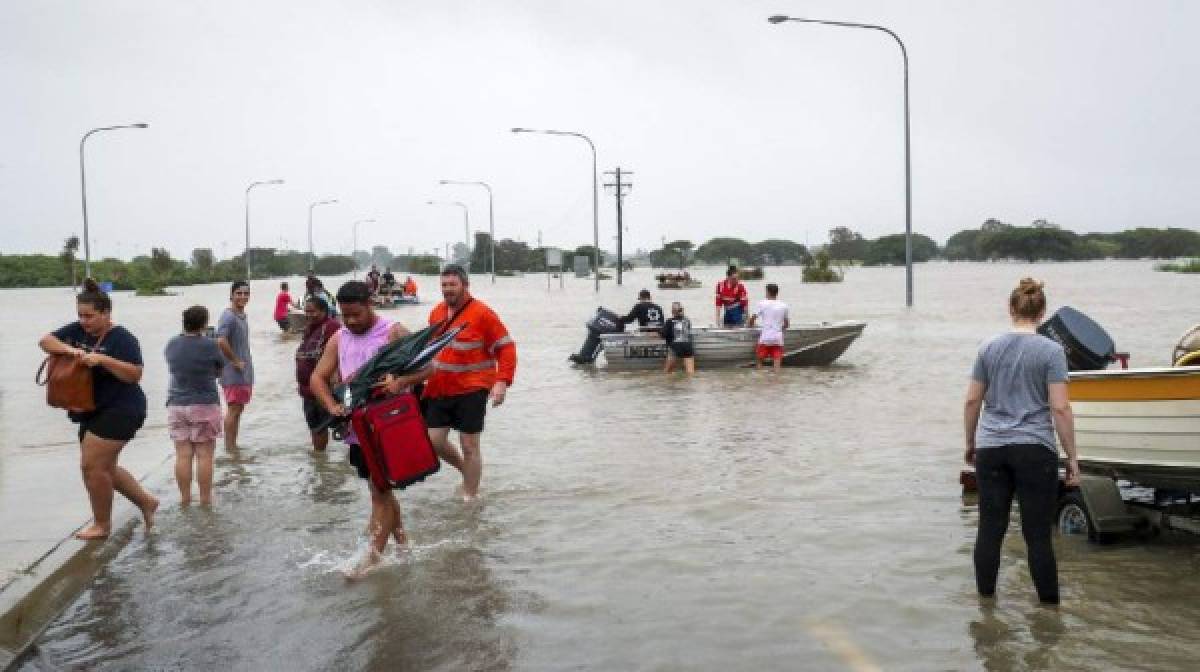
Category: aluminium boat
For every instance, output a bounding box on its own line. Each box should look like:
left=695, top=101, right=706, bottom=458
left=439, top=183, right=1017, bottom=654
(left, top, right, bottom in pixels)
left=598, top=321, right=866, bottom=371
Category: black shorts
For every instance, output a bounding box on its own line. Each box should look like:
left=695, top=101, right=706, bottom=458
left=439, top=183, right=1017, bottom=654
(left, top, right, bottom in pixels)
left=78, top=411, right=145, bottom=443
left=275, top=318, right=290, bottom=331
left=347, top=444, right=370, bottom=480
left=669, top=343, right=695, bottom=358
left=423, top=389, right=489, bottom=434
left=302, top=397, right=331, bottom=431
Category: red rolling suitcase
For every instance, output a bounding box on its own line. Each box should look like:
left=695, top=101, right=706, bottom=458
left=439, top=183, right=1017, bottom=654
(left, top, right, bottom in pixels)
left=349, top=392, right=440, bottom=490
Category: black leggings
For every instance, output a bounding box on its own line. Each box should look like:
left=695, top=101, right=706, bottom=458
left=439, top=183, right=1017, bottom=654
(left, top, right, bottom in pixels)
left=974, top=444, right=1060, bottom=603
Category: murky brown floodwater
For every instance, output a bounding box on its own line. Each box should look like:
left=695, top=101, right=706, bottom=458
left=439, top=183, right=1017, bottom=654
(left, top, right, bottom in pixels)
left=2, top=261, right=1198, bottom=671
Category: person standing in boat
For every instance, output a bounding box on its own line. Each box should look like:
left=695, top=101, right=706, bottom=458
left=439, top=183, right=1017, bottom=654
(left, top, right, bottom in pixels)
left=294, top=295, right=341, bottom=451
left=748, top=283, right=789, bottom=372
left=662, top=302, right=695, bottom=375
left=273, top=281, right=295, bottom=332
left=424, top=264, right=518, bottom=502
left=964, top=277, right=1082, bottom=605
left=309, top=280, right=429, bottom=579
left=217, top=281, right=253, bottom=452
left=38, top=279, right=159, bottom=540
left=714, top=265, right=748, bottom=327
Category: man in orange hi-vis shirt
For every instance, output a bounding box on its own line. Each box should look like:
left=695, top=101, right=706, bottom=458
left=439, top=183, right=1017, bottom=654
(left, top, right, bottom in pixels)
left=424, top=264, right=517, bottom=501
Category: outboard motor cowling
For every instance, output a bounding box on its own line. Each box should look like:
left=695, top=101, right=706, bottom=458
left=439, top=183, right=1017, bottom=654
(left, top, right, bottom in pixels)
left=570, top=307, right=625, bottom=364
left=1037, top=306, right=1116, bottom=371
left=586, top=307, right=623, bottom=335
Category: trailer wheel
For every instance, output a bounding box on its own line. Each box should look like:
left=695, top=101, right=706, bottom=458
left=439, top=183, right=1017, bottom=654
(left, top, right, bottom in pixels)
left=1057, top=491, right=1115, bottom=544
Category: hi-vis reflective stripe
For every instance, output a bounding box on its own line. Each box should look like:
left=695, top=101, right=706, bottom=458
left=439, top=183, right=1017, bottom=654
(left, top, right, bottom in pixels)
left=490, top=335, right=514, bottom=353
left=434, top=359, right=496, bottom=373
left=449, top=340, right=484, bottom=351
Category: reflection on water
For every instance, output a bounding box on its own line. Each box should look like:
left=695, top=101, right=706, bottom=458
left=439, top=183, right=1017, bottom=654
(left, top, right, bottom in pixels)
left=7, top=262, right=1200, bottom=670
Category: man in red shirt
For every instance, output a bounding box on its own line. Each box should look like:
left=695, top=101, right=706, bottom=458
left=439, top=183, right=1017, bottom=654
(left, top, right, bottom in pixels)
left=273, top=282, right=294, bottom=331
left=714, top=265, right=749, bottom=327
left=424, top=265, right=517, bottom=502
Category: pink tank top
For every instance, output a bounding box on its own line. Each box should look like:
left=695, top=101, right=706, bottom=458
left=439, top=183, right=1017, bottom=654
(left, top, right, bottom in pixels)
left=337, top=316, right=393, bottom=445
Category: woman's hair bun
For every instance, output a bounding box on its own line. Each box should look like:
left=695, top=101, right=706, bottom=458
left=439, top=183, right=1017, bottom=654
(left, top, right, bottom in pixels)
left=82, top=277, right=100, bottom=293
left=1017, top=277, right=1044, bottom=295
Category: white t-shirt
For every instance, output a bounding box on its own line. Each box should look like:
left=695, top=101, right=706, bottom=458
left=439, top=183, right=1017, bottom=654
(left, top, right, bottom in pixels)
left=754, top=299, right=789, bottom=345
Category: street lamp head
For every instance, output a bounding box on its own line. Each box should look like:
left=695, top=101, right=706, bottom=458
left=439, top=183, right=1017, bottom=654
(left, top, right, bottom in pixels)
left=511, top=127, right=529, bottom=133
left=267, top=179, right=285, bottom=185
left=767, top=15, right=790, bottom=24
left=438, top=179, right=451, bottom=184
left=132, top=123, right=149, bottom=128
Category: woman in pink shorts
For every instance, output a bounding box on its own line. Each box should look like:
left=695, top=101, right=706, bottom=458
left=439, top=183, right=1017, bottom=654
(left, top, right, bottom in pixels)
left=164, top=306, right=225, bottom=505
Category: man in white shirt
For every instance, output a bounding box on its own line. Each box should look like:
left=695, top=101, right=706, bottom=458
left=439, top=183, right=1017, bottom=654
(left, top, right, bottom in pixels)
left=748, top=283, right=789, bottom=372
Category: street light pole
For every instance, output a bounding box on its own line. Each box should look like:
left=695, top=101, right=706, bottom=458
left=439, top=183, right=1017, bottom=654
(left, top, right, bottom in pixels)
left=511, top=127, right=600, bottom=292
left=767, top=15, right=913, bottom=307
left=245, top=179, right=285, bottom=279
left=351, top=218, right=377, bottom=279
left=79, top=123, right=149, bottom=279
left=426, top=201, right=471, bottom=268
left=307, top=199, right=339, bottom=270
left=439, top=180, right=495, bottom=284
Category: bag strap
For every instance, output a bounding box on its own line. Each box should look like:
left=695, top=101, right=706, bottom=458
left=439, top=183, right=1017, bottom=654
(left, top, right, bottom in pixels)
left=434, top=298, right=474, bottom=337
left=35, top=357, right=50, bottom=385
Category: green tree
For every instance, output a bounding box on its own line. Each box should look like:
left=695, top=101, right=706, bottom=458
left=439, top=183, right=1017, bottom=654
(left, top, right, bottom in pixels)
left=827, top=227, right=868, bottom=261
left=943, top=229, right=981, bottom=261
left=802, top=249, right=843, bottom=283
left=60, top=235, right=80, bottom=286
left=751, top=239, right=808, bottom=265
left=694, top=237, right=754, bottom=264
left=863, top=234, right=939, bottom=266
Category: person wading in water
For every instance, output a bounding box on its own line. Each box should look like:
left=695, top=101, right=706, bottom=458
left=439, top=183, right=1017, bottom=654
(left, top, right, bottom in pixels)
left=217, top=281, right=254, bottom=451
left=39, top=278, right=159, bottom=539
left=423, top=264, right=517, bottom=502
left=310, top=281, right=430, bottom=579
left=964, top=277, right=1081, bottom=605
left=164, top=305, right=224, bottom=506
left=295, top=295, right=341, bottom=451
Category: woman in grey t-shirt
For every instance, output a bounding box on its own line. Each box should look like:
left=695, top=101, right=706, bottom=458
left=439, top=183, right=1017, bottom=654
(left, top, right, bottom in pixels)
left=963, top=278, right=1081, bottom=605
left=165, top=305, right=224, bottom=505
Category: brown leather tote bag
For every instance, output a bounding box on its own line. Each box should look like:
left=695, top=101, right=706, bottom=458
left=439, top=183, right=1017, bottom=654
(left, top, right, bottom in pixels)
left=36, top=330, right=107, bottom=413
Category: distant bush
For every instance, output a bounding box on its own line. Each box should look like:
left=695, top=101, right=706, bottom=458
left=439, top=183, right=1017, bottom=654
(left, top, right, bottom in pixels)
left=1155, top=259, right=1200, bottom=273
left=802, top=250, right=843, bottom=283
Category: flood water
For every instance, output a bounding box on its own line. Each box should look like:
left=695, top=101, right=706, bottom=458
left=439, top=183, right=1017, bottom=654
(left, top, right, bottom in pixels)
left=4, top=262, right=1199, bottom=671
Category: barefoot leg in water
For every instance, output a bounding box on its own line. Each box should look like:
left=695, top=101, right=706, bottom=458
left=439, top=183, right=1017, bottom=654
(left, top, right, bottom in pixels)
left=346, top=482, right=401, bottom=579
left=79, top=432, right=159, bottom=539
left=428, top=426, right=465, bottom=473
left=174, top=440, right=195, bottom=505
left=459, top=432, right=483, bottom=501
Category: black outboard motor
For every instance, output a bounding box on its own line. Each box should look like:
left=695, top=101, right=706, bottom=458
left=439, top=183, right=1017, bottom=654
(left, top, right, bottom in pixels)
left=569, top=307, right=624, bottom=364
left=1037, top=306, right=1116, bottom=371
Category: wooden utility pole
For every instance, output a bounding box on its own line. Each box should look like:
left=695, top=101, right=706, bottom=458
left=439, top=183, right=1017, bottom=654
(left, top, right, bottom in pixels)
left=603, top=167, right=633, bottom=286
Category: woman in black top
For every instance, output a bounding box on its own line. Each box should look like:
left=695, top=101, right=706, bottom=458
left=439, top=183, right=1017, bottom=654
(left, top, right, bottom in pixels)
left=38, top=279, right=158, bottom=540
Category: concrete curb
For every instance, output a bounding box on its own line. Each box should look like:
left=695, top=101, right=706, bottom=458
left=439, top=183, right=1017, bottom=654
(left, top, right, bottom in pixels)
left=0, top=456, right=170, bottom=671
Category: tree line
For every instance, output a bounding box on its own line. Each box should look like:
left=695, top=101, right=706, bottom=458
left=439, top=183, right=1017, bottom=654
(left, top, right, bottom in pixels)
left=0, top=240, right=381, bottom=290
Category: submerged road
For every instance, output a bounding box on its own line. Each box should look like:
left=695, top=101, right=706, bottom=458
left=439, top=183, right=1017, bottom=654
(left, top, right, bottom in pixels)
left=2, top=262, right=1198, bottom=670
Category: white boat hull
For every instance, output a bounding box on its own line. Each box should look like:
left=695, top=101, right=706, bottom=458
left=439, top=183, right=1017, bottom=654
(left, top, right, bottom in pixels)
left=1069, top=367, right=1200, bottom=492
left=599, top=321, right=865, bottom=371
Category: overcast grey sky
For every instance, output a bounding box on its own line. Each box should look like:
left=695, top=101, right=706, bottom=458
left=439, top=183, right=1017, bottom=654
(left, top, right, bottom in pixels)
left=3, top=1, right=1199, bottom=259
